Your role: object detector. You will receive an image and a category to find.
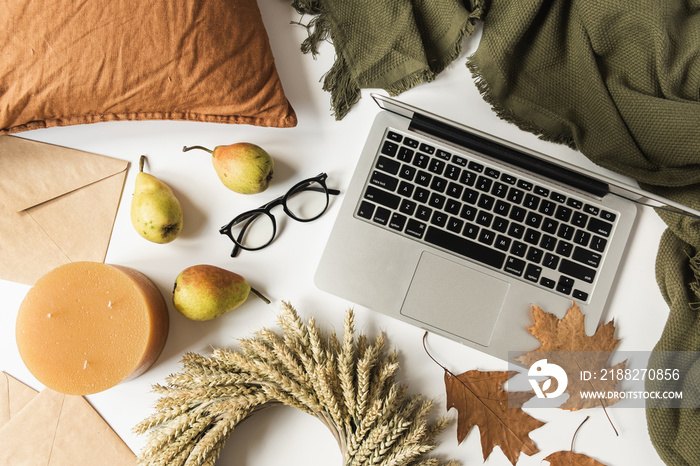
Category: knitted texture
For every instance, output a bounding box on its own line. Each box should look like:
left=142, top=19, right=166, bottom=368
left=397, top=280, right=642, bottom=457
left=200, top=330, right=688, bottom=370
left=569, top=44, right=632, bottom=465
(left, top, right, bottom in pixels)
left=292, top=0, right=484, bottom=119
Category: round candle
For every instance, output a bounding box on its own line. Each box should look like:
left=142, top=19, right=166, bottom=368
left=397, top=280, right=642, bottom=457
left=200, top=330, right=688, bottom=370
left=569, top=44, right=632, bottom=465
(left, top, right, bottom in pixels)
left=16, top=261, right=169, bottom=395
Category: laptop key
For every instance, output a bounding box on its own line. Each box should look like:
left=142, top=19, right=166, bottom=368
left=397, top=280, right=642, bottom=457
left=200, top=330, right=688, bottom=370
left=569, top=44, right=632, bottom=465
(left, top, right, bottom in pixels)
left=413, top=153, right=430, bottom=168
left=425, top=227, right=506, bottom=269
left=510, top=241, right=527, bottom=257
left=389, top=213, right=407, bottom=231
left=386, top=131, right=402, bottom=142
left=525, top=264, right=542, bottom=282
left=399, top=165, right=416, bottom=181
left=397, top=147, right=414, bottom=162
left=447, top=217, right=464, bottom=233
left=416, top=170, right=432, bottom=186
left=373, top=207, right=391, bottom=225
left=495, top=235, right=511, bottom=251
left=431, top=211, right=447, bottom=228
left=416, top=205, right=432, bottom=221
left=543, top=253, right=559, bottom=269
left=505, top=257, right=526, bottom=276
left=559, top=258, right=596, bottom=283
left=405, top=219, right=427, bottom=239
left=399, top=199, right=417, bottom=216
left=587, top=217, right=613, bottom=237
left=572, top=247, right=602, bottom=268
left=444, top=164, right=461, bottom=180
left=478, top=229, right=496, bottom=246
left=369, top=171, right=399, bottom=191
left=376, top=156, right=400, bottom=174
left=540, top=277, right=556, bottom=289
left=556, top=276, right=574, bottom=295
left=357, top=201, right=375, bottom=220
left=364, top=186, right=400, bottom=209
left=397, top=181, right=414, bottom=198
left=590, top=235, right=608, bottom=252
left=381, top=140, right=399, bottom=157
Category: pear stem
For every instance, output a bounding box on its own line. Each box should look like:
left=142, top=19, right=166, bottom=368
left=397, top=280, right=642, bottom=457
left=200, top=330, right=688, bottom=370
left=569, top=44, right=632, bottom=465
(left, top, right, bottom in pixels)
left=139, top=155, right=146, bottom=172
left=250, top=287, right=271, bottom=304
left=182, top=145, right=213, bottom=154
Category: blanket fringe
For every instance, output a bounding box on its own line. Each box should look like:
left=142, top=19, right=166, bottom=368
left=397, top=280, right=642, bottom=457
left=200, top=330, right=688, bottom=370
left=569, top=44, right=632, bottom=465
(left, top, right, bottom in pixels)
left=687, top=252, right=700, bottom=305
left=321, top=56, right=361, bottom=120
left=292, top=0, right=331, bottom=57
left=466, top=56, right=578, bottom=150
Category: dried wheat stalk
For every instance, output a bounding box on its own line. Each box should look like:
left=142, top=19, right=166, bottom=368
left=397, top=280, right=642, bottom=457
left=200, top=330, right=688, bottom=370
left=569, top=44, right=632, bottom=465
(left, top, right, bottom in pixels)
left=135, top=301, right=458, bottom=466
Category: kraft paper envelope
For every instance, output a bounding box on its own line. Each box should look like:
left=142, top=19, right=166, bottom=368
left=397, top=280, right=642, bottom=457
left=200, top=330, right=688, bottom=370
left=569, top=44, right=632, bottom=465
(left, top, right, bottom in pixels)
left=0, top=372, right=136, bottom=465
left=0, top=372, right=38, bottom=429
left=0, top=135, right=128, bottom=285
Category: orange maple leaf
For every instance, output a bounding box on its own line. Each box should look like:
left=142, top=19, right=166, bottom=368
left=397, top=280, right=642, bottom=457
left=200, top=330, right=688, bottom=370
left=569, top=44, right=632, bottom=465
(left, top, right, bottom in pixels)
left=515, top=302, right=625, bottom=411
left=424, top=334, right=544, bottom=465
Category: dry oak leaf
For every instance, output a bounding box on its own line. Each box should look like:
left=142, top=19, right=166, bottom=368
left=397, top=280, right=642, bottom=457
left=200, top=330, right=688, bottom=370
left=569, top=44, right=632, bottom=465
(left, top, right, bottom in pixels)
left=544, top=450, right=607, bottom=465
left=515, top=302, right=626, bottom=410
left=445, top=369, right=544, bottom=465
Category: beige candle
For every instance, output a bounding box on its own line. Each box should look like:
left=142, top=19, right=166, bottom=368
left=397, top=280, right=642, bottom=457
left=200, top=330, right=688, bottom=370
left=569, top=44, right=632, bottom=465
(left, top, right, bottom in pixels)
left=16, top=261, right=169, bottom=395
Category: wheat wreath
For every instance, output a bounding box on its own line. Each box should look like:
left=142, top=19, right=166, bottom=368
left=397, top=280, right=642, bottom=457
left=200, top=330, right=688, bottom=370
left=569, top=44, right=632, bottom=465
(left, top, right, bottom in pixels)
left=134, top=301, right=458, bottom=466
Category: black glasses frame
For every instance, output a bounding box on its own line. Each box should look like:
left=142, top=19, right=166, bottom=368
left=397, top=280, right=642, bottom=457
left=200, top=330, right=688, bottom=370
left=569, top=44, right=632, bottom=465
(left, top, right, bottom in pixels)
left=219, top=173, right=341, bottom=257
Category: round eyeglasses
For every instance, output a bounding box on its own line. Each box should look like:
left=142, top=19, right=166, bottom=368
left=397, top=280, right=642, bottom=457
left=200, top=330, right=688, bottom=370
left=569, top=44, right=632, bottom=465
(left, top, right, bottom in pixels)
left=219, top=173, right=340, bottom=257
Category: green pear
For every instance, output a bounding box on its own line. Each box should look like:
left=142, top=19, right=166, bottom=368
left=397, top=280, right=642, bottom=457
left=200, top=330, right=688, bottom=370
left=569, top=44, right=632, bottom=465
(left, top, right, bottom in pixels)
left=182, top=142, right=273, bottom=194
left=130, top=155, right=184, bottom=244
left=173, top=264, right=270, bottom=321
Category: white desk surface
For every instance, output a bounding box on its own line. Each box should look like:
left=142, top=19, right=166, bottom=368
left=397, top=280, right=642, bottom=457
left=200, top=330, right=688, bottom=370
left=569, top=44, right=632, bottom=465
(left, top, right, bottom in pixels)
left=0, top=2, right=671, bottom=465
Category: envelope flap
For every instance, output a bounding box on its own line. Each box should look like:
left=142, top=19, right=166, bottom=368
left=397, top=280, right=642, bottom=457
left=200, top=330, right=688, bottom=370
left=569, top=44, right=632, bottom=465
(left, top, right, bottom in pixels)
left=0, top=372, right=38, bottom=429
left=0, top=389, right=135, bottom=465
left=0, top=387, right=63, bottom=464
left=0, top=136, right=128, bottom=212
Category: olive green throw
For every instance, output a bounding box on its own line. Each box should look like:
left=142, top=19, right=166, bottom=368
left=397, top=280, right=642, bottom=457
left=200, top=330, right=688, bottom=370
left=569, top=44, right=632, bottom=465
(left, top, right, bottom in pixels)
left=293, top=1, right=700, bottom=464
left=292, top=0, right=484, bottom=119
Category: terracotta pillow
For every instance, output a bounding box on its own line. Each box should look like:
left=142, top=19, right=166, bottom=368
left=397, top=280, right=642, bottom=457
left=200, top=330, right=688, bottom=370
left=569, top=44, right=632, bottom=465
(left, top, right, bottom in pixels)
left=0, top=0, right=297, bottom=134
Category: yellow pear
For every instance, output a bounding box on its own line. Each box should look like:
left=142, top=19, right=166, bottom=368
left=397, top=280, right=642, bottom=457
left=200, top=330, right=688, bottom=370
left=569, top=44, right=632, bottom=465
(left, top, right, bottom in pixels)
left=183, top=143, right=273, bottom=194
left=130, top=155, right=183, bottom=244
left=172, top=264, right=270, bottom=321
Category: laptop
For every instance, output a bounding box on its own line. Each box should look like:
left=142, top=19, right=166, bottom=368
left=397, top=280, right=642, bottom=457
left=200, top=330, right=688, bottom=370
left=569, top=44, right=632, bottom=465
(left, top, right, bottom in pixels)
left=315, top=94, right=696, bottom=361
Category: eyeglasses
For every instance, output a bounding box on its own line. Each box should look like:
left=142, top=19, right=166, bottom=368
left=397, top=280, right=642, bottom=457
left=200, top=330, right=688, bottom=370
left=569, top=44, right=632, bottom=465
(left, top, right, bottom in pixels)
left=219, top=173, right=341, bottom=257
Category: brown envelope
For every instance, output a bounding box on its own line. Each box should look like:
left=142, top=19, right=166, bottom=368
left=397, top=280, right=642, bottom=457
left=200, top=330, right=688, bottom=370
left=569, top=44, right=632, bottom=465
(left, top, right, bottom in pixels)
left=0, top=372, right=136, bottom=465
left=0, top=372, right=38, bottom=429
left=0, top=135, right=128, bottom=285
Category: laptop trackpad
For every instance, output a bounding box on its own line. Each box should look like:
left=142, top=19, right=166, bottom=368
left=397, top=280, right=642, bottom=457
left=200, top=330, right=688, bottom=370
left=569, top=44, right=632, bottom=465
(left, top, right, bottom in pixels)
left=400, top=252, right=510, bottom=347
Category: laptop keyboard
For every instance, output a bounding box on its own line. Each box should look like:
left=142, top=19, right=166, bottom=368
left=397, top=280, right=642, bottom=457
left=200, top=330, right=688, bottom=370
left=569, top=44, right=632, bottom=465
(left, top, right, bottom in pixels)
left=354, top=128, right=620, bottom=303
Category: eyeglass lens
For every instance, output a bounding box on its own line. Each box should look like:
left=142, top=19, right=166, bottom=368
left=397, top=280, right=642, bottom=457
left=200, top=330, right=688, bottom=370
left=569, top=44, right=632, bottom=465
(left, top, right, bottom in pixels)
left=229, top=213, right=275, bottom=250
left=285, top=179, right=329, bottom=221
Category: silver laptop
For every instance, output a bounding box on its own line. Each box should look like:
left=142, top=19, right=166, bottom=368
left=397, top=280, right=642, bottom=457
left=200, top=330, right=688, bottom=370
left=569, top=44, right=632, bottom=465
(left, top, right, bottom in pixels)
left=316, top=94, right=695, bottom=361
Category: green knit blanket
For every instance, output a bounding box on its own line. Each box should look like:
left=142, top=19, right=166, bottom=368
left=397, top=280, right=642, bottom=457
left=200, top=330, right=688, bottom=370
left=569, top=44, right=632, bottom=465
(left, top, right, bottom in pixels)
left=293, top=1, right=700, bottom=464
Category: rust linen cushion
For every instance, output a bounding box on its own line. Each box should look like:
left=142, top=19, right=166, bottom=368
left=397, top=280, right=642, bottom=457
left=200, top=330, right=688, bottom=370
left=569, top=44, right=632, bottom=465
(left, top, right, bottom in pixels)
left=0, top=0, right=297, bottom=134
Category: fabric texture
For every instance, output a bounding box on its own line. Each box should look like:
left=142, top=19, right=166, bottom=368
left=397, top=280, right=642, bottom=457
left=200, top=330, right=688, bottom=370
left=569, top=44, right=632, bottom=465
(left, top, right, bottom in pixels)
left=294, top=1, right=700, bottom=463
left=292, top=0, right=484, bottom=119
left=0, top=0, right=297, bottom=134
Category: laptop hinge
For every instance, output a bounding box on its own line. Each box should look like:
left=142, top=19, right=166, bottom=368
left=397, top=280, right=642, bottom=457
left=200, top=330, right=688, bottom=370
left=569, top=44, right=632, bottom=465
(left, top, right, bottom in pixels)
left=409, top=113, right=610, bottom=198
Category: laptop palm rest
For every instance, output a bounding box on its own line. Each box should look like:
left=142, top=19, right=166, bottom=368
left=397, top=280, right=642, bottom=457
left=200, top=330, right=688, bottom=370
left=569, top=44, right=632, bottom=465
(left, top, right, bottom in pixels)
left=400, top=253, right=510, bottom=346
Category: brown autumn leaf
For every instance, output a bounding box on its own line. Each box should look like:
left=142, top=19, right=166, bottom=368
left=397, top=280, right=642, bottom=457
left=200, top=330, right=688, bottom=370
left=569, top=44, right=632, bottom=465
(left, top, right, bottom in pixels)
left=544, top=416, right=608, bottom=465
left=515, top=302, right=625, bottom=411
left=444, top=369, right=545, bottom=464
left=545, top=450, right=607, bottom=465
left=424, top=334, right=544, bottom=464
